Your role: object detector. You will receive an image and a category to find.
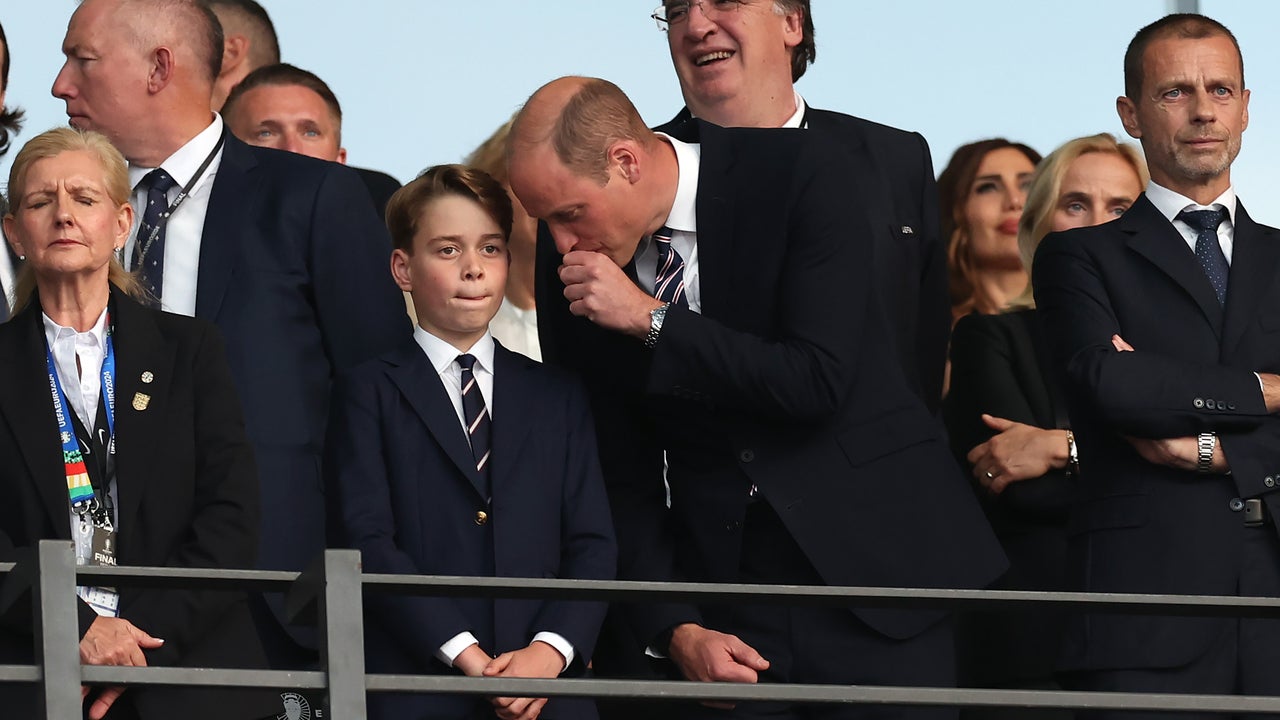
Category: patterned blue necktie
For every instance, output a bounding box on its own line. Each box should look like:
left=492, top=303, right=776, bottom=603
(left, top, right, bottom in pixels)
left=652, top=226, right=687, bottom=308
left=457, top=354, right=492, bottom=496
left=132, top=169, right=178, bottom=306
left=1178, top=208, right=1229, bottom=306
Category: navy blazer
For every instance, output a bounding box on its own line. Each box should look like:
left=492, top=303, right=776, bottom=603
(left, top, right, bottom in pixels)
left=196, top=134, right=410, bottom=645
left=0, top=290, right=277, bottom=719
left=537, top=122, right=1005, bottom=656
left=326, top=338, right=616, bottom=720
left=1034, top=193, right=1280, bottom=671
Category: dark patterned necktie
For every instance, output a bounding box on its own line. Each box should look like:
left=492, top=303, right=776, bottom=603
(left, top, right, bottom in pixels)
left=132, top=169, right=178, bottom=306
left=457, top=354, right=492, bottom=495
left=652, top=226, right=687, bottom=307
left=1178, top=208, right=1229, bottom=305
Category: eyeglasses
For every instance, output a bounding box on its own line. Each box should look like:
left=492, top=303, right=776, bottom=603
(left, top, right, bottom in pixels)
left=651, top=0, right=747, bottom=32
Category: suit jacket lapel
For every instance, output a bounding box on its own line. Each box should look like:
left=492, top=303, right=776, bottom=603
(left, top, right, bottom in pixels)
left=692, top=121, right=735, bottom=318
left=0, top=304, right=74, bottom=535
left=1222, top=202, right=1280, bottom=359
left=385, top=340, right=486, bottom=498
left=1124, top=194, right=1224, bottom=337
left=488, top=344, right=534, bottom=499
left=109, top=291, right=177, bottom=549
left=195, top=133, right=259, bottom=321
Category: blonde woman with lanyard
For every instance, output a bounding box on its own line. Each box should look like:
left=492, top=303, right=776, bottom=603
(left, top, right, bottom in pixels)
left=0, top=126, right=277, bottom=719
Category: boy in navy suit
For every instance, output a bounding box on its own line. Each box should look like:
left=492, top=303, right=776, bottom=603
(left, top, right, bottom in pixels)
left=325, top=164, right=617, bottom=720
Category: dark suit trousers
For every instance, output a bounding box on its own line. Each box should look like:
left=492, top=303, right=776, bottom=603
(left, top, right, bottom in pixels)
left=677, top=502, right=956, bottom=720
left=1069, top=523, right=1280, bottom=720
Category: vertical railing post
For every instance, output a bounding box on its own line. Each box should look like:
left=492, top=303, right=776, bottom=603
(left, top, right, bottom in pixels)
left=319, top=550, right=365, bottom=718
left=35, top=540, right=82, bottom=719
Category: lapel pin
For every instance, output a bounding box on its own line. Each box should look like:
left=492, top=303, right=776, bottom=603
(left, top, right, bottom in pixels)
left=901, top=225, right=915, bottom=235
left=132, top=392, right=151, bottom=411
left=141, top=371, right=154, bottom=384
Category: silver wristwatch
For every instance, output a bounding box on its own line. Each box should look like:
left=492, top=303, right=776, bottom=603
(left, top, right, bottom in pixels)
left=1197, top=432, right=1217, bottom=474
left=645, top=303, right=670, bottom=350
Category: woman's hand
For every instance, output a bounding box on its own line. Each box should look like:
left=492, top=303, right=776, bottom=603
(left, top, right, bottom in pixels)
left=967, top=414, right=1070, bottom=494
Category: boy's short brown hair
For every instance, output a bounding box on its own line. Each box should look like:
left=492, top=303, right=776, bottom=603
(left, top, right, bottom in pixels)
left=385, top=164, right=513, bottom=252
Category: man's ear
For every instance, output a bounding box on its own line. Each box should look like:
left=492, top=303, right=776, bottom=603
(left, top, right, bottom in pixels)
left=336, top=147, right=348, bottom=165
left=781, top=4, right=804, bottom=49
left=219, top=35, right=249, bottom=80
left=1116, top=95, right=1142, bottom=139
left=611, top=141, right=642, bottom=185
left=148, top=46, right=176, bottom=94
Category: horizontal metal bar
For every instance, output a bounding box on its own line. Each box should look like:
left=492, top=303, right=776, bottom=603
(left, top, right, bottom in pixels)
left=79, top=666, right=326, bottom=690
left=73, top=565, right=300, bottom=593
left=363, top=676, right=1280, bottom=714
left=361, top=574, right=1280, bottom=617
left=0, top=664, right=39, bottom=682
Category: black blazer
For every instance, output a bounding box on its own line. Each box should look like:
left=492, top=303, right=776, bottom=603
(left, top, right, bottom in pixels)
left=656, top=105, right=949, bottom=414
left=1033, top=194, right=1280, bottom=671
left=0, top=290, right=277, bottom=719
left=197, top=134, right=410, bottom=645
left=944, top=309, right=1072, bottom=685
left=537, top=122, right=1005, bottom=654
left=326, top=339, right=615, bottom=720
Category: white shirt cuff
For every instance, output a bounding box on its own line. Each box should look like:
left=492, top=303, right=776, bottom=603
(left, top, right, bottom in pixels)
left=532, top=631, right=575, bottom=671
left=437, top=631, right=480, bottom=667
left=1256, top=372, right=1266, bottom=397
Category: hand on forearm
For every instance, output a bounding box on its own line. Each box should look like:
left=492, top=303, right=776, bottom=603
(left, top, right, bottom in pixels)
left=967, top=415, right=1069, bottom=494
left=1260, top=373, right=1280, bottom=413
left=1126, top=435, right=1230, bottom=473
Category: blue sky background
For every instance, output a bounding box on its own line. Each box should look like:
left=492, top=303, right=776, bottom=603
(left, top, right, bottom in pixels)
left=5, top=1, right=1280, bottom=218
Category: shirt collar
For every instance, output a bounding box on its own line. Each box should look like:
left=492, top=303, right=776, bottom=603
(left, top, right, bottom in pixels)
left=1146, top=181, right=1238, bottom=226
left=654, top=133, right=700, bottom=234
left=42, top=305, right=109, bottom=351
left=780, top=91, right=807, bottom=129
left=413, top=324, right=496, bottom=375
left=128, top=114, right=224, bottom=191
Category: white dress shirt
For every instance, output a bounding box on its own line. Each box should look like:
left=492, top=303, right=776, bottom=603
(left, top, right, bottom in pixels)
left=634, top=134, right=702, bottom=314
left=125, top=115, right=226, bottom=317
left=411, top=324, right=574, bottom=671
left=1145, top=181, right=1238, bottom=263
left=43, top=307, right=119, bottom=616
left=488, top=297, right=542, bottom=362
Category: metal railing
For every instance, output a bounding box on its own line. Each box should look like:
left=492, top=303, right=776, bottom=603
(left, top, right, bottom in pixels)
left=5, top=539, right=1280, bottom=717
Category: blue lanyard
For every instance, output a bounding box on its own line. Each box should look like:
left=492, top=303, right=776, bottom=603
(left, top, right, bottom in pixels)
left=45, top=314, right=116, bottom=518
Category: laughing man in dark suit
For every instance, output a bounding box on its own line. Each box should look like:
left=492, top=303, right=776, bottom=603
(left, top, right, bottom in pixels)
left=512, top=76, right=1004, bottom=720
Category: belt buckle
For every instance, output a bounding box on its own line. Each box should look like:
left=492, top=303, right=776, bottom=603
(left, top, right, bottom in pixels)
left=1244, top=498, right=1267, bottom=527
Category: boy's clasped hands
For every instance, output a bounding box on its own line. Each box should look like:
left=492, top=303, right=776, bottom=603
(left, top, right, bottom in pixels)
left=455, top=640, right=567, bottom=720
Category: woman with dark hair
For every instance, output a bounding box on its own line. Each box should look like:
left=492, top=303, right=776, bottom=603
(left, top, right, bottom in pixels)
left=0, top=19, right=24, bottom=160
left=938, top=139, right=1042, bottom=322
left=944, top=134, right=1147, bottom=718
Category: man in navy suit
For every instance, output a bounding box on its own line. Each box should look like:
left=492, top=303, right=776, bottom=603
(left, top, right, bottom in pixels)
left=514, top=76, right=1003, bottom=720
left=327, top=164, right=615, bottom=720
left=1033, top=14, right=1280, bottom=715
left=51, top=0, right=409, bottom=689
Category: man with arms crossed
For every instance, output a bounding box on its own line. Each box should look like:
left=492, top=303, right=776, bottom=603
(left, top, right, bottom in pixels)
left=1034, top=14, right=1280, bottom=715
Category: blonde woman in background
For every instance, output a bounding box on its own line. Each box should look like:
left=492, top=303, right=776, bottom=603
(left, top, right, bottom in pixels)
left=944, top=134, right=1147, bottom=717
left=465, top=115, right=542, bottom=361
